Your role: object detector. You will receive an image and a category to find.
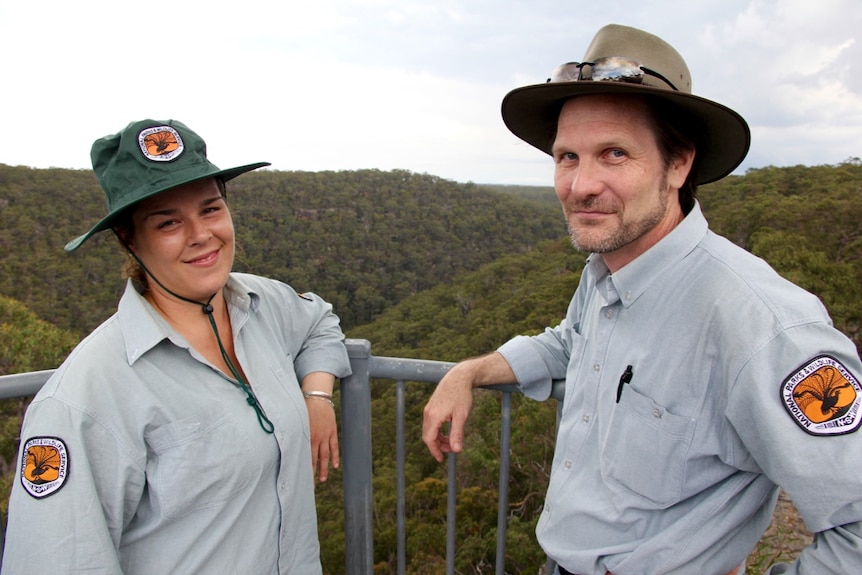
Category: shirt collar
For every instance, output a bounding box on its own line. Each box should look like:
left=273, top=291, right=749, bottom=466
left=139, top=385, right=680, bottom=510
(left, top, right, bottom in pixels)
left=117, top=274, right=260, bottom=365
left=600, top=201, right=708, bottom=308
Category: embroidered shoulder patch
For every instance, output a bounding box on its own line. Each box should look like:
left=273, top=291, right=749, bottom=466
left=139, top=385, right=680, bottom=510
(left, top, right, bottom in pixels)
left=781, top=355, right=862, bottom=436
left=20, top=436, right=69, bottom=499
left=138, top=125, right=184, bottom=162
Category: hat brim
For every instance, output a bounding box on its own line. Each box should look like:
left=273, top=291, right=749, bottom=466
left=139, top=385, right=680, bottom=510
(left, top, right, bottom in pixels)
left=65, top=161, right=270, bottom=252
left=501, top=81, right=750, bottom=186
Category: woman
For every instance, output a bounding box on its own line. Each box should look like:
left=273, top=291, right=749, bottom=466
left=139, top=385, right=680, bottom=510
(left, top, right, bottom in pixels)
left=3, top=119, right=351, bottom=574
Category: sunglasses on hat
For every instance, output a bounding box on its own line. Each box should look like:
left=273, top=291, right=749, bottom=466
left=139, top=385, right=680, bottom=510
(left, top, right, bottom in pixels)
left=548, top=56, right=679, bottom=91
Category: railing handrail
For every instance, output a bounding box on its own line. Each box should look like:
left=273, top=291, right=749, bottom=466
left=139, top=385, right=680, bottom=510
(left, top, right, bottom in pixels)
left=0, top=369, right=56, bottom=400
left=0, top=339, right=563, bottom=574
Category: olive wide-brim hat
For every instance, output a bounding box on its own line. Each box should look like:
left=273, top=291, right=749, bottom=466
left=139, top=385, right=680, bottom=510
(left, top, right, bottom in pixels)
left=501, top=24, right=750, bottom=185
left=65, top=119, right=270, bottom=252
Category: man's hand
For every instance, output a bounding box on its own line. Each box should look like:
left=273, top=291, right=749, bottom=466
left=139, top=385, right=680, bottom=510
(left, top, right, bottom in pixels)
left=422, top=353, right=516, bottom=462
left=422, top=362, right=477, bottom=462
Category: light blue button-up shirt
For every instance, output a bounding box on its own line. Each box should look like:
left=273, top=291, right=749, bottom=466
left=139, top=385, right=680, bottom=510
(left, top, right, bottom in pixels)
left=499, top=203, right=862, bottom=575
left=4, top=273, right=351, bottom=574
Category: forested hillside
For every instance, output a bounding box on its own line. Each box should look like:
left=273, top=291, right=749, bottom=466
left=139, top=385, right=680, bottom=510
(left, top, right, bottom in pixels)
left=481, top=183, right=560, bottom=210
left=0, top=296, right=79, bottom=520
left=1, top=160, right=860, bottom=574
left=0, top=165, right=565, bottom=336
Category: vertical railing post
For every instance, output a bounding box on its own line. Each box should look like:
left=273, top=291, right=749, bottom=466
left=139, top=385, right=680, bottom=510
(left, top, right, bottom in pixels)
left=495, top=391, right=512, bottom=575
left=396, top=379, right=407, bottom=575
left=342, top=339, right=374, bottom=575
left=446, top=452, right=457, bottom=575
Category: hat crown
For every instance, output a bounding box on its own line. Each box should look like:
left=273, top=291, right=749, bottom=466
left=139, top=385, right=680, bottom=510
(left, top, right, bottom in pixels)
left=91, top=119, right=219, bottom=215
left=582, top=24, right=691, bottom=93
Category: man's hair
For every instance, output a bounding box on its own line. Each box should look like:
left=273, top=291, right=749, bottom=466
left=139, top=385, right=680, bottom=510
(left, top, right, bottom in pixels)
left=112, top=178, right=228, bottom=290
left=643, top=96, right=699, bottom=213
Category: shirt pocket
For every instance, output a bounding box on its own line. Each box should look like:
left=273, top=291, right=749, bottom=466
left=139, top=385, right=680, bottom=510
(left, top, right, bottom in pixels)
left=601, top=386, right=696, bottom=508
left=145, top=406, right=260, bottom=518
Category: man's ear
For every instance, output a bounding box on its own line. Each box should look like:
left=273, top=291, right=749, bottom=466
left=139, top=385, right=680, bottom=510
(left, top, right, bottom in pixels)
left=668, top=148, right=695, bottom=190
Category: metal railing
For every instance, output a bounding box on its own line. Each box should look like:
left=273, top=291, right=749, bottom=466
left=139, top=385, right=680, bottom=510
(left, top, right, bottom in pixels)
left=0, top=338, right=563, bottom=574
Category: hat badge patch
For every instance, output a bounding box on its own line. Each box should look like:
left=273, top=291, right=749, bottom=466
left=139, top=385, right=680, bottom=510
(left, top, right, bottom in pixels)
left=138, top=125, right=184, bottom=162
left=20, top=437, right=69, bottom=499
left=781, top=355, right=862, bottom=436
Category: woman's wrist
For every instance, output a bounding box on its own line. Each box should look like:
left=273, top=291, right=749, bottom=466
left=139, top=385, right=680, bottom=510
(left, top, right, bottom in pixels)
left=303, top=390, right=334, bottom=406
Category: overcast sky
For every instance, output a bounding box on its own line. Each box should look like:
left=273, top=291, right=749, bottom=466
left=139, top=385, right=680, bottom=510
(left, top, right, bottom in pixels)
left=1, top=0, right=859, bottom=185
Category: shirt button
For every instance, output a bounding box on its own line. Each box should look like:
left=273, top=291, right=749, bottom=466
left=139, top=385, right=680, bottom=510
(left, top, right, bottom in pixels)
left=604, top=309, right=613, bottom=319
left=564, top=460, right=572, bottom=469
left=653, top=408, right=663, bottom=419
left=593, top=363, right=601, bottom=372
left=281, top=482, right=287, bottom=490
left=625, top=291, right=633, bottom=301
left=582, top=414, right=590, bottom=423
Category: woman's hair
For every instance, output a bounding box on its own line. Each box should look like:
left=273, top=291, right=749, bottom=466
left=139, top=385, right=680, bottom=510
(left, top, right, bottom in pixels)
left=112, top=178, right=227, bottom=290
left=112, top=207, right=149, bottom=290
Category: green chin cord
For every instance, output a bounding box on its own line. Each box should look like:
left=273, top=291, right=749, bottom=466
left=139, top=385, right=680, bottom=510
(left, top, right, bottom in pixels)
left=124, top=245, right=275, bottom=434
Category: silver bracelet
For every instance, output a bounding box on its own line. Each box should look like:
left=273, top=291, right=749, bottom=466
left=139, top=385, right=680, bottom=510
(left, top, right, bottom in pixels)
left=303, top=391, right=334, bottom=406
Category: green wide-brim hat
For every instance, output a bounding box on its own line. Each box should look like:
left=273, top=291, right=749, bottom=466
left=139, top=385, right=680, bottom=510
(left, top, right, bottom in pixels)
left=65, top=119, right=270, bottom=252
left=501, top=24, right=750, bottom=186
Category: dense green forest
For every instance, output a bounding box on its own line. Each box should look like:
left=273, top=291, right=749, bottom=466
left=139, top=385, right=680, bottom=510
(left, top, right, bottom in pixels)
left=0, top=165, right=565, bottom=336
left=0, top=296, right=79, bottom=521
left=1, top=159, right=861, bottom=573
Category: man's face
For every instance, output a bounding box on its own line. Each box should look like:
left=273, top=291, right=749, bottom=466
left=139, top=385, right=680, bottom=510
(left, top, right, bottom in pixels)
left=551, top=94, right=692, bottom=271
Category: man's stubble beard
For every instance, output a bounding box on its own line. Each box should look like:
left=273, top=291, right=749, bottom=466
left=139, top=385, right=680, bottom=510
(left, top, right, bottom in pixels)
left=565, top=174, right=670, bottom=254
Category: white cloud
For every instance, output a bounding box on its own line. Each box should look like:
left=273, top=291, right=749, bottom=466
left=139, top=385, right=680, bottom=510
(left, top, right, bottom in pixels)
left=0, top=0, right=859, bottom=183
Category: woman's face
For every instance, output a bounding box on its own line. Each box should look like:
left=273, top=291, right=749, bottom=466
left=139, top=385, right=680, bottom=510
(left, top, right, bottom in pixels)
left=126, top=178, right=234, bottom=303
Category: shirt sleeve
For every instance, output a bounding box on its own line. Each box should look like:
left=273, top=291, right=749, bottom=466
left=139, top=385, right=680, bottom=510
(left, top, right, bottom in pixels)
left=498, top=322, right=572, bottom=401
left=289, top=290, right=352, bottom=381
left=727, top=321, right=862, bottom=572
left=4, top=393, right=144, bottom=573
left=496, top=284, right=585, bottom=401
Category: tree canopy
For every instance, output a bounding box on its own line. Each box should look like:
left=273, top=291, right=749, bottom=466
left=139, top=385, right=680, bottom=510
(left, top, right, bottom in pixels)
left=0, top=165, right=564, bottom=336
left=1, top=159, right=860, bottom=573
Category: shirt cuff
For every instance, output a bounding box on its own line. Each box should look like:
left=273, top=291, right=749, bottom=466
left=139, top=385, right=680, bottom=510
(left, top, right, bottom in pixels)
left=497, top=336, right=554, bottom=401
left=294, top=343, right=352, bottom=382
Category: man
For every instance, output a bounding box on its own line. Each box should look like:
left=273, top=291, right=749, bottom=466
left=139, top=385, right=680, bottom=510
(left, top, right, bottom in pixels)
left=422, top=24, right=862, bottom=575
